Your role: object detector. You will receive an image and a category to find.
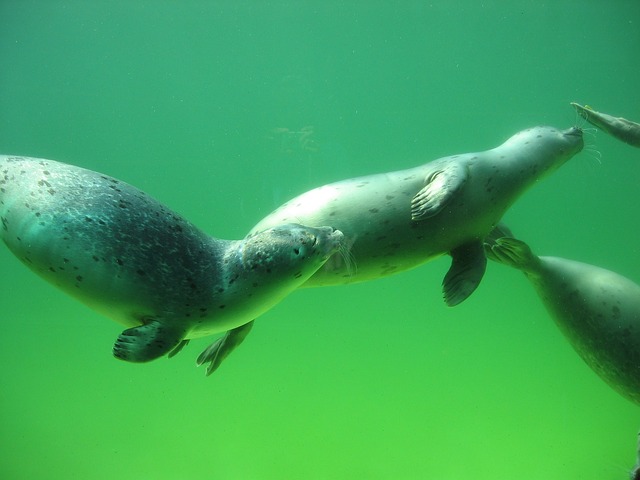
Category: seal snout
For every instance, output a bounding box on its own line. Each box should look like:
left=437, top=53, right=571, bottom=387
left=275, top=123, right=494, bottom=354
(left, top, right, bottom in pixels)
left=563, top=126, right=583, bottom=137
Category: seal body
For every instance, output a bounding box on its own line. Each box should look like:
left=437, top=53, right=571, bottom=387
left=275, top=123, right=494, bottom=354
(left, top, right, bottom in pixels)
left=251, top=126, right=583, bottom=305
left=572, top=102, right=640, bottom=147
left=0, top=155, right=343, bottom=372
left=486, top=236, right=640, bottom=406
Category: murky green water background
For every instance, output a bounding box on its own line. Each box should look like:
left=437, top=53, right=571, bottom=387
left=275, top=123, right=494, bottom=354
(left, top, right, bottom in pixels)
left=1, top=1, right=639, bottom=479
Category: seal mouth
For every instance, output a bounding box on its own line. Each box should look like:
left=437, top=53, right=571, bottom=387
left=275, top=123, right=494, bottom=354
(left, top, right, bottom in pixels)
left=563, top=126, right=583, bottom=137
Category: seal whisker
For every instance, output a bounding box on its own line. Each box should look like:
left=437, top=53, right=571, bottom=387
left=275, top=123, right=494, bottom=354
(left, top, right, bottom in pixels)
left=583, top=145, right=602, bottom=165
left=338, top=243, right=357, bottom=277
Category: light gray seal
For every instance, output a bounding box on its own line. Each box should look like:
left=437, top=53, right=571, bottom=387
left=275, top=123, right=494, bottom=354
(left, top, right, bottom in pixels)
left=0, top=155, right=344, bottom=375
left=572, top=102, right=640, bottom=147
left=485, top=233, right=640, bottom=406
left=251, top=126, right=583, bottom=305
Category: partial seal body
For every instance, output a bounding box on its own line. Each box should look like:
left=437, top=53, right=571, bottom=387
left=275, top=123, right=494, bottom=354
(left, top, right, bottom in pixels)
left=572, top=102, right=640, bottom=147
left=251, top=126, right=583, bottom=305
left=0, top=155, right=343, bottom=372
left=486, top=236, right=640, bottom=406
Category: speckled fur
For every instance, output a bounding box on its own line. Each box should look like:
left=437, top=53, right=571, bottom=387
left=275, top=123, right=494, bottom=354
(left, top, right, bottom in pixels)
left=0, top=155, right=343, bottom=359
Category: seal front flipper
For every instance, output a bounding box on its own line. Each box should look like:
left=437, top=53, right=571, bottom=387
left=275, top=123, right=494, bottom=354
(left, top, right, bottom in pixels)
left=196, top=321, right=254, bottom=376
left=411, top=161, right=467, bottom=221
left=113, top=320, right=188, bottom=363
left=443, top=241, right=486, bottom=306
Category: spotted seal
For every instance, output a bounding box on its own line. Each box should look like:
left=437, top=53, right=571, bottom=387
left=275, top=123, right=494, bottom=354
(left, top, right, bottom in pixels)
left=572, top=102, right=640, bottom=147
left=0, top=155, right=344, bottom=375
left=485, top=232, right=640, bottom=405
left=251, top=126, right=583, bottom=305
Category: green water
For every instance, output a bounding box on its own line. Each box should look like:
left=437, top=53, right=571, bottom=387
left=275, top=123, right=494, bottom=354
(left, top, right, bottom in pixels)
left=1, top=1, right=639, bottom=478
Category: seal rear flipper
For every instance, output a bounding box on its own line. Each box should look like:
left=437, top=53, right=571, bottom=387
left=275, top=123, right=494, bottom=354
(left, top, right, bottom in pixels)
left=411, top=162, right=467, bottom=221
left=113, top=320, right=188, bottom=363
left=484, top=223, right=514, bottom=246
left=168, top=339, right=190, bottom=358
left=443, top=241, right=486, bottom=307
left=196, top=321, right=254, bottom=376
left=483, top=236, right=539, bottom=273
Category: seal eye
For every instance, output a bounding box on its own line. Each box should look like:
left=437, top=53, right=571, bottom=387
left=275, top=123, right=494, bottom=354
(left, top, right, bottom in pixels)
left=293, top=248, right=300, bottom=255
left=310, top=235, right=317, bottom=246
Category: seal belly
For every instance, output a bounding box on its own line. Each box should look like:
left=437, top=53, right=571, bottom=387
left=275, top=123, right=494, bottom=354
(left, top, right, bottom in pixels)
left=532, top=258, right=640, bottom=405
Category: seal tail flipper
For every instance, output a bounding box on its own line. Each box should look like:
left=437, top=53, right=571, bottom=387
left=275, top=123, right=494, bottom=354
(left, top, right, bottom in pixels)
left=113, top=320, right=188, bottom=363
left=168, top=339, right=190, bottom=358
left=196, top=321, right=254, bottom=376
left=443, top=240, right=487, bottom=307
left=484, top=222, right=515, bottom=245
left=483, top=236, right=539, bottom=273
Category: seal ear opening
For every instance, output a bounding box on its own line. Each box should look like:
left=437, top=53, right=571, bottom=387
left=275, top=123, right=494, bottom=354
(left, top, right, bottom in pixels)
left=113, top=320, right=187, bottom=363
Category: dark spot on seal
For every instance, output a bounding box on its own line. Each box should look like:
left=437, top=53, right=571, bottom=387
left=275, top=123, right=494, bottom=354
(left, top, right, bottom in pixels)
left=76, top=275, right=83, bottom=282
left=294, top=248, right=300, bottom=255
left=369, top=208, right=379, bottom=213
left=218, top=305, right=226, bottom=309
left=385, top=195, right=395, bottom=200
left=137, top=269, right=146, bottom=276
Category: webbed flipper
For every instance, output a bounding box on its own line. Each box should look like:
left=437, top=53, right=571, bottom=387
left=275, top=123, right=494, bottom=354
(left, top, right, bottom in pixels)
left=411, top=161, right=467, bottom=221
left=113, top=320, right=188, bottom=363
left=443, top=240, right=486, bottom=306
left=484, top=222, right=514, bottom=246
left=168, top=339, right=190, bottom=358
left=483, top=236, right=540, bottom=273
left=196, top=321, right=254, bottom=376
